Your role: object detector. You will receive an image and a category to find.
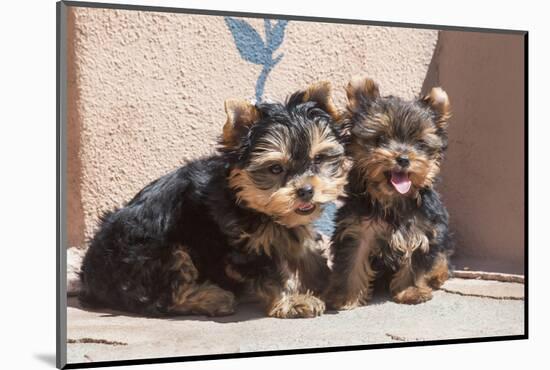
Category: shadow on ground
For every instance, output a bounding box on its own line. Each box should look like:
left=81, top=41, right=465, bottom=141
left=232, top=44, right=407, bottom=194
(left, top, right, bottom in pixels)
left=65, top=278, right=525, bottom=365
left=33, top=353, right=56, bottom=367
left=68, top=289, right=392, bottom=324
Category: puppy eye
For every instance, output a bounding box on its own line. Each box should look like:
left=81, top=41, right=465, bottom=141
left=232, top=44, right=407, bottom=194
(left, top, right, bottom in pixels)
left=313, top=154, right=325, bottom=164
left=269, top=164, right=284, bottom=174
left=375, top=135, right=385, bottom=146
left=307, top=107, right=325, bottom=120
left=416, top=140, right=429, bottom=150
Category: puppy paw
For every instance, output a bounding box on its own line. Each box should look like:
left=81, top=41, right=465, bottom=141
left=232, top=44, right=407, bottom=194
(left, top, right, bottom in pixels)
left=393, top=286, right=433, bottom=304
left=269, top=294, right=325, bottom=318
left=170, top=284, right=236, bottom=317
left=325, top=294, right=360, bottom=311
left=206, top=291, right=237, bottom=317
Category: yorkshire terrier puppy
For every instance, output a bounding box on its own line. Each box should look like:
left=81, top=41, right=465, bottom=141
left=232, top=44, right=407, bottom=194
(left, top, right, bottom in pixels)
left=325, top=76, right=453, bottom=308
left=79, top=82, right=350, bottom=318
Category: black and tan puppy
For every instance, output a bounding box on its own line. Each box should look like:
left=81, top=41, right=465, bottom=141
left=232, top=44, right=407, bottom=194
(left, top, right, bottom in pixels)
left=325, top=77, right=453, bottom=308
left=79, top=82, right=350, bottom=318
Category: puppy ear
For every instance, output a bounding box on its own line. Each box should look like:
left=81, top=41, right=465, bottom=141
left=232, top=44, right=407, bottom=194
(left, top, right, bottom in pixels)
left=222, top=99, right=260, bottom=149
left=302, top=81, right=340, bottom=120
left=345, top=76, right=380, bottom=112
left=422, top=87, right=452, bottom=129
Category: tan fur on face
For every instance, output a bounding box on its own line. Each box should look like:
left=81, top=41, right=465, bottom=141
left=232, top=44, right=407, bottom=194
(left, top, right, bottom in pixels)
left=344, top=79, right=450, bottom=208
left=249, top=126, right=291, bottom=162
left=229, top=169, right=322, bottom=227
left=350, top=141, right=396, bottom=202
left=309, top=173, right=348, bottom=204
left=228, top=163, right=348, bottom=228
left=247, top=151, right=290, bottom=172
left=349, top=138, right=440, bottom=206
left=407, top=152, right=441, bottom=189
left=306, top=124, right=351, bottom=202
left=358, top=112, right=394, bottom=136
left=308, top=120, right=342, bottom=157
left=351, top=143, right=392, bottom=184
left=226, top=100, right=349, bottom=227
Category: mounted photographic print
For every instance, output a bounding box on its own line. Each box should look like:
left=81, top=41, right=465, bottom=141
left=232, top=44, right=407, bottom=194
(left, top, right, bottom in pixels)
left=57, top=1, right=527, bottom=368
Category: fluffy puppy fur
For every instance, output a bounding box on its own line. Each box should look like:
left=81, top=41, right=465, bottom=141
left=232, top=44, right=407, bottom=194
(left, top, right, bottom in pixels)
left=79, top=82, right=350, bottom=318
left=325, top=76, right=453, bottom=308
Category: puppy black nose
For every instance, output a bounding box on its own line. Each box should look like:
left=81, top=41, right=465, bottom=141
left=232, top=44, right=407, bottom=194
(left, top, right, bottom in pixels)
left=297, top=184, right=314, bottom=201
left=396, top=155, right=410, bottom=168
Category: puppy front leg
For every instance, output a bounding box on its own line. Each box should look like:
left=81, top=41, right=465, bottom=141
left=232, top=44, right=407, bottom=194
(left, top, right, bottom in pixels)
left=295, top=237, right=331, bottom=296
left=325, top=217, right=377, bottom=310
left=390, top=225, right=449, bottom=304
left=255, top=273, right=325, bottom=319
left=390, top=262, right=433, bottom=304
left=168, top=247, right=236, bottom=316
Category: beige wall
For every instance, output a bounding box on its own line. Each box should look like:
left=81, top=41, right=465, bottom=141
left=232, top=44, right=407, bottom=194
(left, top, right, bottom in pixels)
left=65, top=6, right=525, bottom=273
left=426, top=31, right=525, bottom=274
left=66, top=6, right=437, bottom=245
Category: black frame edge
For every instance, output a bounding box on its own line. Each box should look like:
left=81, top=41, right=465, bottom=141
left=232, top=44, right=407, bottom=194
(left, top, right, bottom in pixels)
left=57, top=1, right=68, bottom=368
left=63, top=335, right=527, bottom=369
left=523, top=32, right=529, bottom=339
left=61, top=0, right=527, bottom=35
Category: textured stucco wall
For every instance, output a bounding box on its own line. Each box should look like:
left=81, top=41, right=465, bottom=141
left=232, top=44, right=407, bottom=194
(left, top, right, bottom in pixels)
left=426, top=31, right=525, bottom=274
left=66, top=6, right=438, bottom=246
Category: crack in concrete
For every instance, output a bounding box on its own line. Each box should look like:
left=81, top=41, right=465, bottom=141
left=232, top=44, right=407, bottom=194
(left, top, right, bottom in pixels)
left=452, top=270, right=524, bottom=283
left=385, top=333, right=407, bottom=341
left=67, top=338, right=128, bottom=346
left=385, top=333, right=424, bottom=342
left=440, top=288, right=524, bottom=301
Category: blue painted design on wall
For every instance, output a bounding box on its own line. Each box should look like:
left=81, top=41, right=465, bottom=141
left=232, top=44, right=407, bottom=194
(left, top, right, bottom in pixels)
left=225, top=17, right=288, bottom=101
left=313, top=203, right=337, bottom=236
left=224, top=17, right=337, bottom=237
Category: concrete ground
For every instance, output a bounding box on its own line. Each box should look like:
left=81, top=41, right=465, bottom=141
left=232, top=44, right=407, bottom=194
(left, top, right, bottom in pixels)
left=66, top=278, right=524, bottom=365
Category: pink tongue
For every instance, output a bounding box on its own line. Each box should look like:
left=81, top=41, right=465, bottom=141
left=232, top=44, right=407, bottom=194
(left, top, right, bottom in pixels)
left=391, top=171, right=412, bottom=194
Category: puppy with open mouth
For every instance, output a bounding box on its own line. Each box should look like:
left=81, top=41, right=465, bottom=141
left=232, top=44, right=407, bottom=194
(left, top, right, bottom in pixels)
left=325, top=76, right=454, bottom=308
